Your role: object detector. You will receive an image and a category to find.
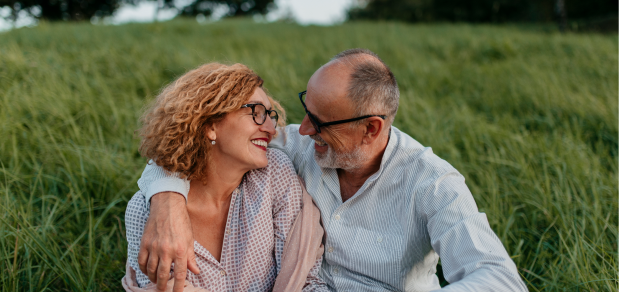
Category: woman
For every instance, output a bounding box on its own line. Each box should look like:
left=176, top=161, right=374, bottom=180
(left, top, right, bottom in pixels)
left=123, top=63, right=326, bottom=291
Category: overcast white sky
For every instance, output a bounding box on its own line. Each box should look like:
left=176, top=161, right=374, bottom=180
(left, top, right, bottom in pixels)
left=0, top=0, right=355, bottom=31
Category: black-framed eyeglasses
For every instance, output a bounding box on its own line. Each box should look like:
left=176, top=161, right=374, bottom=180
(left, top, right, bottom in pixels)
left=298, top=90, right=386, bottom=133
left=240, top=103, right=279, bottom=127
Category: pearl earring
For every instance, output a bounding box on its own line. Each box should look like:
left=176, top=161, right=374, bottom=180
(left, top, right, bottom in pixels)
left=211, top=140, right=216, bottom=145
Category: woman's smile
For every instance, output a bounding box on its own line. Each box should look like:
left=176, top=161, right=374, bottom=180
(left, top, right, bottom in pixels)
left=251, top=138, right=269, bottom=151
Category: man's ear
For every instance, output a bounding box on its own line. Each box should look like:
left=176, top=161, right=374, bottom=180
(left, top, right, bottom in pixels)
left=362, top=117, right=384, bottom=145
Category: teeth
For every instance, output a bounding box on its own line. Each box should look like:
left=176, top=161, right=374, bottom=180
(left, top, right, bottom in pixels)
left=315, top=140, right=327, bottom=146
left=251, top=140, right=268, bottom=147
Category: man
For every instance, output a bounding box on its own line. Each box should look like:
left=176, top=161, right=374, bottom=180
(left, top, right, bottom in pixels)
left=136, top=49, right=528, bottom=292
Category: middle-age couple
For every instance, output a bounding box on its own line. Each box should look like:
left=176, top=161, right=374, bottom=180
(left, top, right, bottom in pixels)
left=124, top=49, right=528, bottom=292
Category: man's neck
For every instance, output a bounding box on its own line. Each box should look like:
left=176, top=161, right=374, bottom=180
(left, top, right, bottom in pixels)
left=337, top=132, right=389, bottom=202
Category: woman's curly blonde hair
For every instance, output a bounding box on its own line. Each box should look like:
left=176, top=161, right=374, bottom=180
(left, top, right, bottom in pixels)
left=138, top=63, right=286, bottom=181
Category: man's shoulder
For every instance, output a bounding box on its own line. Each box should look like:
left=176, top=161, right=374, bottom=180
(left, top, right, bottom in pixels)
left=269, top=124, right=313, bottom=154
left=388, top=127, right=461, bottom=186
left=285, top=124, right=301, bottom=132
left=282, top=124, right=313, bottom=145
left=388, top=128, right=473, bottom=215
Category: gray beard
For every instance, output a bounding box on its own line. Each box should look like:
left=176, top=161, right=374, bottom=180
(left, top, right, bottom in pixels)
left=310, top=134, right=365, bottom=170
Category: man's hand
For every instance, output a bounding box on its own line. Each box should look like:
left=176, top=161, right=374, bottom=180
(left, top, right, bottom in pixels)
left=138, top=192, right=200, bottom=292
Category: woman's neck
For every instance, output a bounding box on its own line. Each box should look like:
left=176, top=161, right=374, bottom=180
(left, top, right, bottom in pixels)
left=188, top=158, right=248, bottom=208
left=186, top=157, right=248, bottom=262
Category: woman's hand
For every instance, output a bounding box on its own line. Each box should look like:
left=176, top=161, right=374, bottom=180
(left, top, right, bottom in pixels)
left=138, top=192, right=201, bottom=292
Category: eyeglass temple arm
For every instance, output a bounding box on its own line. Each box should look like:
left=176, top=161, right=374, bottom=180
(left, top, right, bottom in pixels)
left=318, top=115, right=386, bottom=127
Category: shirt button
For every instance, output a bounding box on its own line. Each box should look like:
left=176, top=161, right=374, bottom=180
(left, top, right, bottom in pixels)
left=328, top=247, right=334, bottom=253
left=220, top=270, right=226, bottom=276
left=226, top=229, right=230, bottom=235
left=377, top=236, right=383, bottom=243
left=333, top=267, right=339, bottom=274
left=334, top=215, right=341, bottom=220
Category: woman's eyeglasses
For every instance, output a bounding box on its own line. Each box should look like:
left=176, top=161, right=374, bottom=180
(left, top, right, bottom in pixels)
left=241, top=103, right=279, bottom=127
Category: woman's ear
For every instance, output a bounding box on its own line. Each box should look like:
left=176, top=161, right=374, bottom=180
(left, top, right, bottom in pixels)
left=206, top=123, right=217, bottom=142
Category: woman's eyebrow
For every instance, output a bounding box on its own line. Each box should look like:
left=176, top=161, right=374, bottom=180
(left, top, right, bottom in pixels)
left=249, top=101, right=274, bottom=110
left=245, top=100, right=275, bottom=111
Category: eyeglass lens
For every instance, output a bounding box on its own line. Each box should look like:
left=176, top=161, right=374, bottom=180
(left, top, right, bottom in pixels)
left=300, top=92, right=321, bottom=132
left=252, top=104, right=278, bottom=126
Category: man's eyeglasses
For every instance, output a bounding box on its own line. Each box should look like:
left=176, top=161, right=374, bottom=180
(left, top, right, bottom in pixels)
left=298, top=90, right=386, bottom=133
left=241, top=103, right=279, bottom=127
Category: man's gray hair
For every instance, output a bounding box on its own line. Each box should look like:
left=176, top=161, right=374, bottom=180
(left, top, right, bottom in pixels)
left=331, top=48, right=399, bottom=127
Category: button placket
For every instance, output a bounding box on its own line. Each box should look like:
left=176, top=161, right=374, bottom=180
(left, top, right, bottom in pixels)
left=218, top=186, right=240, bottom=272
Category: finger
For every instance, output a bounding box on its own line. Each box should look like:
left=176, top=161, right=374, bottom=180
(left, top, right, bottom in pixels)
left=172, top=251, right=188, bottom=292
left=186, top=246, right=201, bottom=275
left=155, top=254, right=173, bottom=292
left=146, top=249, right=160, bottom=284
left=138, top=242, right=150, bottom=275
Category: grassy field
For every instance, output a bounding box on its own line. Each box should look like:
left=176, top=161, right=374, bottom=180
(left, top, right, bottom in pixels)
left=0, top=18, right=617, bottom=291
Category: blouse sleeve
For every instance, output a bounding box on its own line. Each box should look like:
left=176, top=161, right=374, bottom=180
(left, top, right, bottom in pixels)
left=125, top=190, right=155, bottom=288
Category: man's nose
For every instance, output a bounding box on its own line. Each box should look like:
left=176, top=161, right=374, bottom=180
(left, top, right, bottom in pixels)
left=299, top=115, right=317, bottom=136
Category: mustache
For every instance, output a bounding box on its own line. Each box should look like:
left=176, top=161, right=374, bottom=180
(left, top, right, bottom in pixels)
left=309, top=134, right=326, bottom=144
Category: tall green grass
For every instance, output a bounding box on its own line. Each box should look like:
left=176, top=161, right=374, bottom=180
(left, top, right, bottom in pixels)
left=0, top=19, right=617, bottom=291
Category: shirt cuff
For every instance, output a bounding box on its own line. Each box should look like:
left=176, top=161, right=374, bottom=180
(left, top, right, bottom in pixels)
left=144, top=177, right=189, bottom=204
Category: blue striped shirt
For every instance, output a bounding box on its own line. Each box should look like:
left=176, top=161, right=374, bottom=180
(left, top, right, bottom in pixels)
left=140, top=125, right=527, bottom=292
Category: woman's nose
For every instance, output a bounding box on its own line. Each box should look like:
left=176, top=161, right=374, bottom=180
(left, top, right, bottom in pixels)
left=260, top=117, right=277, bottom=135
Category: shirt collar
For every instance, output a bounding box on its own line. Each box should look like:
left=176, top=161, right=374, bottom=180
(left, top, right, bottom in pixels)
left=365, top=126, right=398, bottom=182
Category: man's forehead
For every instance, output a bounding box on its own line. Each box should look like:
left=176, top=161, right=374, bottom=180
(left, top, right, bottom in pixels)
left=308, top=53, right=381, bottom=95
left=308, top=63, right=349, bottom=97
left=305, top=64, right=354, bottom=121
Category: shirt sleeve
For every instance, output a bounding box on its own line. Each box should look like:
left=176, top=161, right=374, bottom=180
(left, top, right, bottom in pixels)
left=138, top=160, right=190, bottom=204
left=421, top=172, right=528, bottom=292
left=125, top=190, right=155, bottom=288
left=268, top=149, right=328, bottom=291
